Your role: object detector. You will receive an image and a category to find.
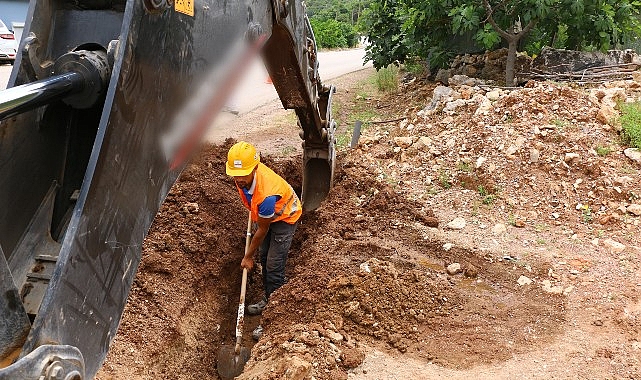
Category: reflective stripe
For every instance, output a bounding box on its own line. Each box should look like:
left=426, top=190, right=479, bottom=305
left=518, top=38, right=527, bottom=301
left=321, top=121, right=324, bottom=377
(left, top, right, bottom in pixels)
left=289, top=198, right=299, bottom=216
left=275, top=193, right=294, bottom=216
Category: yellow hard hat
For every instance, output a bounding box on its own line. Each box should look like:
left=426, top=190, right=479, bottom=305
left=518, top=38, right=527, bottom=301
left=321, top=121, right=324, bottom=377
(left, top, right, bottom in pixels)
left=226, top=141, right=260, bottom=176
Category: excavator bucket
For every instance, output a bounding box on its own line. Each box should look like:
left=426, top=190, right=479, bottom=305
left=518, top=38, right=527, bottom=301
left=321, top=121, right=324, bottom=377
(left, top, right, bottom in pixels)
left=0, top=0, right=334, bottom=378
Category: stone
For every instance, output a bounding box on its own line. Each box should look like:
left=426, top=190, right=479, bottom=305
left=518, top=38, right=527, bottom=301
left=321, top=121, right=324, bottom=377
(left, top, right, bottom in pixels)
left=414, top=136, right=432, bottom=151
left=596, top=104, right=618, bottom=125
left=475, top=156, right=487, bottom=168
left=603, top=238, right=626, bottom=253
left=627, top=204, right=641, bottom=216
left=517, top=275, right=533, bottom=286
left=458, top=85, right=474, bottom=99
left=492, top=223, right=507, bottom=235
left=563, top=285, right=575, bottom=296
left=442, top=243, right=453, bottom=251
left=435, top=69, right=452, bottom=85
left=541, top=280, right=564, bottom=295
left=443, top=99, right=468, bottom=114
left=463, top=266, right=478, bottom=278
left=624, top=148, right=641, bottom=164
left=486, top=90, right=501, bottom=101
left=448, top=74, right=477, bottom=87
left=278, top=356, right=312, bottom=380
left=326, top=330, right=344, bottom=343
left=473, top=94, right=493, bottom=115
left=446, top=217, right=466, bottom=230
left=446, top=263, right=462, bottom=275
left=505, top=145, right=518, bottom=156
left=529, top=148, right=540, bottom=163
left=613, top=176, right=633, bottom=186
left=394, top=136, right=414, bottom=148
left=564, top=153, right=580, bottom=164
left=183, top=202, right=199, bottom=214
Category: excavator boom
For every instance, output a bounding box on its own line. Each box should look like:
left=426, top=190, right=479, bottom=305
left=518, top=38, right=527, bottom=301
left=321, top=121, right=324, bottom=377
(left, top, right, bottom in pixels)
left=0, top=0, right=335, bottom=378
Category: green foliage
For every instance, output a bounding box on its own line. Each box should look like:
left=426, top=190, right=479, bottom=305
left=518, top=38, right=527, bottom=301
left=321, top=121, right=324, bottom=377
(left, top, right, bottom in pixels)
left=438, top=170, right=452, bottom=189
left=457, top=161, right=473, bottom=172
left=596, top=146, right=613, bottom=156
left=478, top=185, right=497, bottom=205
left=375, top=65, right=399, bottom=92
left=306, top=0, right=364, bottom=49
left=310, top=19, right=347, bottom=48
left=619, top=102, right=641, bottom=149
left=362, top=0, right=641, bottom=74
left=363, top=0, right=408, bottom=69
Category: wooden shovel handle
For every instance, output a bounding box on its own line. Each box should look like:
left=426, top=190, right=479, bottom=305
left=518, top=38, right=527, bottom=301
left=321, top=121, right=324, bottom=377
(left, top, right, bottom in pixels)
left=234, top=212, right=252, bottom=353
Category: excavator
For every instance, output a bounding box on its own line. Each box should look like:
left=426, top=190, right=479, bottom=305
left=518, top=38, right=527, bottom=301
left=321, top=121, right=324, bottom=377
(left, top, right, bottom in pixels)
left=0, top=0, right=336, bottom=377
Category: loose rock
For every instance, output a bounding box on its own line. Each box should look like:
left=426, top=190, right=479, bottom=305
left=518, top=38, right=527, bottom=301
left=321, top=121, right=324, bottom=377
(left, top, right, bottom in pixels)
left=492, top=223, right=507, bottom=235
left=446, top=263, right=462, bottom=275
left=446, top=217, right=466, bottom=230
left=627, top=204, right=641, bottom=216
left=603, top=238, right=626, bottom=253
left=624, top=148, right=641, bottom=164
left=517, top=275, right=533, bottom=286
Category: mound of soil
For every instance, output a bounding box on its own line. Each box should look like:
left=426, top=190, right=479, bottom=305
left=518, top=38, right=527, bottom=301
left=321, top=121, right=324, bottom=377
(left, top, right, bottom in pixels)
left=98, top=72, right=641, bottom=379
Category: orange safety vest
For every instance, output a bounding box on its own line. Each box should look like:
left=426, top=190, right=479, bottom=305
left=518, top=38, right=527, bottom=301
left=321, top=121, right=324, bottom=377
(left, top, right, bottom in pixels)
left=236, top=163, right=302, bottom=224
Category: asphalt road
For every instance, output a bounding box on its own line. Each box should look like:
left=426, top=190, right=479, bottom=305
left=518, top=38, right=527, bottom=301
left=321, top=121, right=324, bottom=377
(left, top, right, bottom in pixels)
left=227, top=48, right=370, bottom=114
left=1, top=48, right=370, bottom=109
left=0, top=63, right=13, bottom=89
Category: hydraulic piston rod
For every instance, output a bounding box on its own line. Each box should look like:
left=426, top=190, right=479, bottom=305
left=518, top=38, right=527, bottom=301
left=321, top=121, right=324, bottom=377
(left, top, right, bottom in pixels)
left=0, top=72, right=84, bottom=121
left=0, top=49, right=111, bottom=121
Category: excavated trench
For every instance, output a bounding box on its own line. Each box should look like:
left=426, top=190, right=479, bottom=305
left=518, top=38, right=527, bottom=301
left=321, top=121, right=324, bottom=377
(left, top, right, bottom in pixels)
left=97, top=141, right=566, bottom=380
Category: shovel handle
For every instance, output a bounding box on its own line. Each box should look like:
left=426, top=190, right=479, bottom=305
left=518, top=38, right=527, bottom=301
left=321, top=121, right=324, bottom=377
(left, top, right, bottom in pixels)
left=234, top=212, right=252, bottom=354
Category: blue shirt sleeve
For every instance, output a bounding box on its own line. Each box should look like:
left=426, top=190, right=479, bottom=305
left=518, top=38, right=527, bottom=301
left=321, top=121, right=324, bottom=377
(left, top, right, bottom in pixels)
left=258, top=195, right=280, bottom=218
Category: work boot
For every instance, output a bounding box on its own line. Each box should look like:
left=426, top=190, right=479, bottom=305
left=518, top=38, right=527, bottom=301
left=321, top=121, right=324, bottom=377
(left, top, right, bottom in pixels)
left=252, top=325, right=264, bottom=341
left=247, top=298, right=267, bottom=315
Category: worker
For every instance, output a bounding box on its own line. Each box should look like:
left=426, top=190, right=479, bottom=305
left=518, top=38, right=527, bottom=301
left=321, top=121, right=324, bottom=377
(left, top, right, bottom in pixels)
left=225, top=141, right=302, bottom=340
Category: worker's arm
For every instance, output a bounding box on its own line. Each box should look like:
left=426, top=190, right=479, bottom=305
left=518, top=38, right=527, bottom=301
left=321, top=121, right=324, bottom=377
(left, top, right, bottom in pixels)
left=241, top=216, right=273, bottom=270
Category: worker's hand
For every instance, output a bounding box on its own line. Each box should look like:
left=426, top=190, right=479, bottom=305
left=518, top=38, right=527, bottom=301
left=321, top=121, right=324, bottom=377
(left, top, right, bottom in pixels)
left=241, top=256, right=254, bottom=271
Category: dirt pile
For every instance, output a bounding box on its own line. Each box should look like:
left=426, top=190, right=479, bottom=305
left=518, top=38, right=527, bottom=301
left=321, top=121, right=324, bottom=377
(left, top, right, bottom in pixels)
left=99, top=72, right=641, bottom=379
left=234, top=146, right=568, bottom=379
left=359, top=78, right=641, bottom=236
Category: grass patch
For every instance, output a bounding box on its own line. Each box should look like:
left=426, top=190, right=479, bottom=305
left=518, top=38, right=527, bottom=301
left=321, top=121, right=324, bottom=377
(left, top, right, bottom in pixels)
left=581, top=205, right=593, bottom=224
left=596, top=146, right=612, bottom=156
left=375, top=65, right=399, bottom=93
left=438, top=170, right=452, bottom=189
left=279, top=145, right=297, bottom=156
left=457, top=161, right=473, bottom=172
left=619, top=102, right=641, bottom=148
left=403, top=57, right=427, bottom=77
left=478, top=185, right=497, bottom=205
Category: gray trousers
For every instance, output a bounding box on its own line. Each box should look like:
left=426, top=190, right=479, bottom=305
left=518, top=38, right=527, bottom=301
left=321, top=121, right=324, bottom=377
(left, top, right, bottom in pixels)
left=259, top=220, right=297, bottom=299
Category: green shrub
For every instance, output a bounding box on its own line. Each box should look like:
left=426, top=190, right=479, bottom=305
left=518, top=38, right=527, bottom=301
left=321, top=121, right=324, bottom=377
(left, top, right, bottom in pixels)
left=309, top=19, right=358, bottom=49
left=375, top=65, right=398, bottom=92
left=620, top=102, right=641, bottom=149
left=596, top=146, right=612, bottom=156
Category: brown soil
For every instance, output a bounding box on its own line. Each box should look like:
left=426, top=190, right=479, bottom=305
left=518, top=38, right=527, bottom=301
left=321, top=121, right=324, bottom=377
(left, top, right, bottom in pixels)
left=98, top=69, right=641, bottom=379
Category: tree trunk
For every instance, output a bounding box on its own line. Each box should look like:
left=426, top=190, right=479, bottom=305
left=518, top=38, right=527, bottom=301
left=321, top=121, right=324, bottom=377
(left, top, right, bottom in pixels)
left=506, top=38, right=518, bottom=86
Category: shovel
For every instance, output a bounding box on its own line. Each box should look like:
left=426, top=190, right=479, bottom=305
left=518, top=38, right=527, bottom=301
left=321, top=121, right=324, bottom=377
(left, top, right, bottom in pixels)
left=217, top=212, right=252, bottom=379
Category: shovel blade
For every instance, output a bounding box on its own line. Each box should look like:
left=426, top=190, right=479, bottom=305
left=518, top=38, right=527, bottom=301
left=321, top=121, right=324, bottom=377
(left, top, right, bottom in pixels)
left=217, top=345, right=251, bottom=379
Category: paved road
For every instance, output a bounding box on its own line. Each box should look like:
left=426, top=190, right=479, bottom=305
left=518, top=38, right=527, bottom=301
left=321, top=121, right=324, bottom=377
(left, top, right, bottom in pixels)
left=226, top=48, right=370, bottom=115
left=1, top=48, right=370, bottom=106
left=1, top=63, right=13, bottom=89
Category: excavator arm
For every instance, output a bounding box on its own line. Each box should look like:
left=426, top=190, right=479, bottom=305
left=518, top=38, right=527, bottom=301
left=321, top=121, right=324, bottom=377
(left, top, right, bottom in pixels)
left=0, top=0, right=335, bottom=378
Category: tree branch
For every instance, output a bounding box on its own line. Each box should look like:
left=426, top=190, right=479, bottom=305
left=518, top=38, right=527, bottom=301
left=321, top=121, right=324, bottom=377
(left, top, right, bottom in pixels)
left=517, top=19, right=537, bottom=38
left=482, top=0, right=512, bottom=40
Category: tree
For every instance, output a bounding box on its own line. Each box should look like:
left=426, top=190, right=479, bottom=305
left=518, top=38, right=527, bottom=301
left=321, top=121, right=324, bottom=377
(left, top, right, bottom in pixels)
left=363, top=0, right=641, bottom=84
left=306, top=0, right=367, bottom=48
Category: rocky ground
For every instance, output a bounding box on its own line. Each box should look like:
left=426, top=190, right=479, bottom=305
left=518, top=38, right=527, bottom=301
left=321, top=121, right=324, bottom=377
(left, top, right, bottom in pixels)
left=97, top=68, right=641, bottom=379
